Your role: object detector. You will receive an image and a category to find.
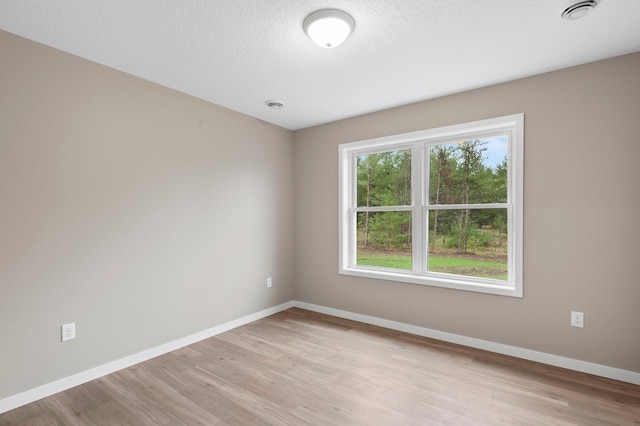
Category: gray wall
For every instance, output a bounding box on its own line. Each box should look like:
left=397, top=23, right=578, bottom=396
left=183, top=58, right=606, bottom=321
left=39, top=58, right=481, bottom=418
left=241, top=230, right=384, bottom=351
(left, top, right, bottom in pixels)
left=293, top=53, right=640, bottom=373
left=0, top=31, right=295, bottom=399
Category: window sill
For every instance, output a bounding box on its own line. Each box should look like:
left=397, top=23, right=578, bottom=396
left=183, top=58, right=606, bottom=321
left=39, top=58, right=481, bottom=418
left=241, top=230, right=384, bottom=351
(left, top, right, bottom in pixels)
left=339, top=266, right=522, bottom=298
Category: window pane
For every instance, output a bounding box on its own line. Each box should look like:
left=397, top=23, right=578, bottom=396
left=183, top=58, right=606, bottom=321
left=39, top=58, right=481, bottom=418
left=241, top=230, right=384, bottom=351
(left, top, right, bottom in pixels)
left=357, top=149, right=411, bottom=207
left=428, top=209, right=507, bottom=280
left=429, top=137, right=507, bottom=205
left=356, top=211, right=411, bottom=270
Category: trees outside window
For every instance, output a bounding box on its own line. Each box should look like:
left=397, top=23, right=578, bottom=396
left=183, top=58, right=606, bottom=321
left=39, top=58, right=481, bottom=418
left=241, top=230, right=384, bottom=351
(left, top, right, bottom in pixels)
left=339, top=114, right=523, bottom=297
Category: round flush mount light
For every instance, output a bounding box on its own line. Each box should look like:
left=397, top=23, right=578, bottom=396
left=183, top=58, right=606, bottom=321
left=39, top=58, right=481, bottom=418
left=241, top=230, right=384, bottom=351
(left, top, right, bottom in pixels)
left=561, top=0, right=599, bottom=20
left=266, top=100, right=284, bottom=110
left=303, top=9, right=355, bottom=48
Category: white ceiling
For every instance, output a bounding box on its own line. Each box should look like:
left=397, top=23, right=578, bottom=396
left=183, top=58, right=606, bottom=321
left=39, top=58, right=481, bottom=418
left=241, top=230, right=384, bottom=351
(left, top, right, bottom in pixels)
left=1, top=0, right=639, bottom=130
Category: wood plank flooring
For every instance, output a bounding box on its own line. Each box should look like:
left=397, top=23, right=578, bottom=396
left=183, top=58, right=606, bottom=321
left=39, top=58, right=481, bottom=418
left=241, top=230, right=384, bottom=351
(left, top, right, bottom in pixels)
left=1, top=308, right=639, bottom=425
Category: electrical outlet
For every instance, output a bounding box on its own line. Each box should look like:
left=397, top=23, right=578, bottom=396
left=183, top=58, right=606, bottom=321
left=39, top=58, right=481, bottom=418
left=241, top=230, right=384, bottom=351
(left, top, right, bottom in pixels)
left=61, top=322, right=76, bottom=342
left=570, top=311, right=584, bottom=328
left=267, top=277, right=272, bottom=288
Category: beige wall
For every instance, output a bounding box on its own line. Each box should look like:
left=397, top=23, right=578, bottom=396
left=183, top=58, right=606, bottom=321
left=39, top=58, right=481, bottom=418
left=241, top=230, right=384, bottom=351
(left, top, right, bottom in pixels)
left=0, top=31, right=295, bottom=399
left=2, top=27, right=639, bottom=402
left=293, top=53, right=640, bottom=373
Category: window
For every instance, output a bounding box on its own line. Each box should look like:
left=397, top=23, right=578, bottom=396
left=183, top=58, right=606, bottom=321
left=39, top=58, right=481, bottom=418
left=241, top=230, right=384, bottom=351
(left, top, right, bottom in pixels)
left=339, top=114, right=523, bottom=297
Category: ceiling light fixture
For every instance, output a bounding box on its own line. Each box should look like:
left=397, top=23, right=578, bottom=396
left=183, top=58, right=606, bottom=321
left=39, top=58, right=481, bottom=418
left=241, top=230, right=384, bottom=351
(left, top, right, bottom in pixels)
left=561, top=0, right=599, bottom=20
left=303, top=9, right=355, bottom=48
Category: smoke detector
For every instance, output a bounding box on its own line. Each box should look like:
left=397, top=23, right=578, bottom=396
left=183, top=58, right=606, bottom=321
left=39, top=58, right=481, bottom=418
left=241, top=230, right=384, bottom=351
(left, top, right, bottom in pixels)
left=266, top=100, right=284, bottom=110
left=561, top=1, right=599, bottom=20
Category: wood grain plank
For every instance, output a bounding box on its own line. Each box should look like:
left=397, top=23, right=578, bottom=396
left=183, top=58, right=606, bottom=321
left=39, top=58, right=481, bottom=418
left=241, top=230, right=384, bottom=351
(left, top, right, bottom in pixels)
left=1, top=308, right=639, bottom=425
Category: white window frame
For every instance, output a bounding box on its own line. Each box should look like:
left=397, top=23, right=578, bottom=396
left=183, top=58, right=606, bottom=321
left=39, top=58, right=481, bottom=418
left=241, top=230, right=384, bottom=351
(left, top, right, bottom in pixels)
left=338, top=114, right=523, bottom=297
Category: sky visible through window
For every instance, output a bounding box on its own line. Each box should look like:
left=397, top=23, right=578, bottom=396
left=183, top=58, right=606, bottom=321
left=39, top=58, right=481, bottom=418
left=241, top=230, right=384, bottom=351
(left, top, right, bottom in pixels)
left=481, top=136, right=507, bottom=169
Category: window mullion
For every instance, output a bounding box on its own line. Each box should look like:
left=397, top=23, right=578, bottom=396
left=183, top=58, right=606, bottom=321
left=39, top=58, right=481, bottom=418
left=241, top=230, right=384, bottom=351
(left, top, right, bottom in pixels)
left=428, top=203, right=508, bottom=210
left=355, top=206, right=413, bottom=212
left=411, top=143, right=424, bottom=274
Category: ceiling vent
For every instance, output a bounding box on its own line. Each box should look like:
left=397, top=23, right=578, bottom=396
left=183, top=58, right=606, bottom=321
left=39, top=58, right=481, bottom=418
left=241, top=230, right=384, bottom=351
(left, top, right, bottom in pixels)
left=561, top=0, right=599, bottom=20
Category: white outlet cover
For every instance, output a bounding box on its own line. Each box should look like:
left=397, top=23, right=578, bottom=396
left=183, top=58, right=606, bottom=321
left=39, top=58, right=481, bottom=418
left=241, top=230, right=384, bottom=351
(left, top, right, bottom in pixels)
left=570, top=311, right=584, bottom=328
left=62, top=322, right=76, bottom=342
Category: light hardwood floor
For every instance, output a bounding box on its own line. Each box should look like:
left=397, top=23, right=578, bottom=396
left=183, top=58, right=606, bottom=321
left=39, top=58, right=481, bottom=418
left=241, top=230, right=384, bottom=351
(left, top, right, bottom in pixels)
left=2, top=308, right=639, bottom=425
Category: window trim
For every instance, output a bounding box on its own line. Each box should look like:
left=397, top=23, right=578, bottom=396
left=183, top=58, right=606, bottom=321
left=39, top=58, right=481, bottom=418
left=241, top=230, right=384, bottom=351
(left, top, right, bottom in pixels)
left=338, top=114, right=523, bottom=297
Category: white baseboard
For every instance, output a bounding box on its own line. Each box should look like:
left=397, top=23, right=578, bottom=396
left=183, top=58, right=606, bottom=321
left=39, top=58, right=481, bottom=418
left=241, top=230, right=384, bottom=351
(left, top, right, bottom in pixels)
left=2, top=299, right=638, bottom=415
left=293, top=301, right=640, bottom=386
left=0, top=301, right=295, bottom=415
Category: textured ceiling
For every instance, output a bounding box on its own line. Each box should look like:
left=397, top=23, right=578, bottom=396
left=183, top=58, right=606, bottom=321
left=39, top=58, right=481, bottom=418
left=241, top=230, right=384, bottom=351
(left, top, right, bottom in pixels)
left=1, top=0, right=639, bottom=130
